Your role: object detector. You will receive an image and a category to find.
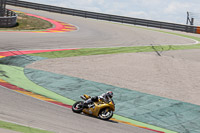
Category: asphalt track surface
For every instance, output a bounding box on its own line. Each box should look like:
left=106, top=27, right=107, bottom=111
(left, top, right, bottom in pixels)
left=0, top=5, right=197, bottom=52
left=0, top=86, right=155, bottom=133
left=0, top=5, right=198, bottom=133
left=0, top=128, right=20, bottom=133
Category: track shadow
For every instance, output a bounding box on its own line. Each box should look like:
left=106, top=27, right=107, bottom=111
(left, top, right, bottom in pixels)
left=78, top=112, right=118, bottom=123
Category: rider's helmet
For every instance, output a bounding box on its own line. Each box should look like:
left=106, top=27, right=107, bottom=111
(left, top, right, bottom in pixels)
left=106, top=91, right=113, bottom=98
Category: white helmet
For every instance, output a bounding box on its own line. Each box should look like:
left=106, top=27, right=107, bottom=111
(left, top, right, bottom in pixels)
left=106, top=91, right=113, bottom=98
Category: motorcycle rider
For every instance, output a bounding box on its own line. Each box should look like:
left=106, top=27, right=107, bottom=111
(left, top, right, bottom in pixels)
left=83, top=91, right=113, bottom=108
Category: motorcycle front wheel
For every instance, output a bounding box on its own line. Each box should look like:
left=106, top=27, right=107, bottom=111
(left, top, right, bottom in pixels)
left=72, top=101, right=84, bottom=113
left=98, top=108, right=113, bottom=120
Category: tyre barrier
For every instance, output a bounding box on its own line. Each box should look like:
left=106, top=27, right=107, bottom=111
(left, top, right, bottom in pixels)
left=0, top=9, right=17, bottom=27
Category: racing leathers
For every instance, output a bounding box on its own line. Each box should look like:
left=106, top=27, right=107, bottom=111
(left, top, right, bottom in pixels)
left=83, top=92, right=112, bottom=108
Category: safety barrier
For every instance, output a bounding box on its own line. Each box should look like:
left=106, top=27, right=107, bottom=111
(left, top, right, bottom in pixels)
left=6, top=0, right=199, bottom=34
left=0, top=9, right=17, bottom=27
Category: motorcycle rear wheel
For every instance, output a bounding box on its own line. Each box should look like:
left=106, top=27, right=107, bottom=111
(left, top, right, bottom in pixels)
left=72, top=101, right=84, bottom=113
left=98, top=108, right=113, bottom=120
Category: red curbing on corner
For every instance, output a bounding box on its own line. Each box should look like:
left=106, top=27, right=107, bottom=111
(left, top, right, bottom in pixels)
left=0, top=79, right=164, bottom=133
left=0, top=49, right=168, bottom=133
left=0, top=11, right=77, bottom=33
left=0, top=79, right=72, bottom=108
left=0, top=48, right=79, bottom=57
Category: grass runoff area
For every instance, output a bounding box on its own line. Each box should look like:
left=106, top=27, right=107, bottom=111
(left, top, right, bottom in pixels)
left=29, top=43, right=200, bottom=58
left=1, top=13, right=200, bottom=133
left=0, top=120, right=54, bottom=133
left=0, top=12, right=52, bottom=30
left=28, top=26, right=200, bottom=58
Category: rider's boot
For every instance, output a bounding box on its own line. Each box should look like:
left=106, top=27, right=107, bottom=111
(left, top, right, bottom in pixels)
left=83, top=102, right=89, bottom=108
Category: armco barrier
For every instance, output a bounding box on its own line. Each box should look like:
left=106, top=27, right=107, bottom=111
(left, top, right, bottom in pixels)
left=6, top=0, right=199, bottom=34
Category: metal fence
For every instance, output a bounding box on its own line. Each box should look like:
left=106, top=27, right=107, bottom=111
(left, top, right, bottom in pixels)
left=0, top=9, right=17, bottom=27
left=6, top=0, right=199, bottom=33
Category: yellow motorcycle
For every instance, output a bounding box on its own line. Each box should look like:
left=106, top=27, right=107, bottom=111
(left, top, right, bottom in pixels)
left=72, top=94, right=115, bottom=120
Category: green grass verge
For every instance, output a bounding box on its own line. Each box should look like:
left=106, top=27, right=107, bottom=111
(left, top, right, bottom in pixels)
left=0, top=120, right=54, bottom=133
left=28, top=22, right=200, bottom=58
left=113, top=115, right=177, bottom=133
left=0, top=13, right=52, bottom=31
left=113, top=22, right=200, bottom=42
left=28, top=44, right=200, bottom=58
left=0, top=64, right=75, bottom=105
left=148, top=29, right=200, bottom=42
left=0, top=64, right=176, bottom=133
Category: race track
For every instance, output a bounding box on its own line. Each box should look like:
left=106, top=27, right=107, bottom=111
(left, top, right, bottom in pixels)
left=0, top=5, right=200, bottom=133
left=0, top=5, right=197, bottom=51
left=0, top=86, right=154, bottom=133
